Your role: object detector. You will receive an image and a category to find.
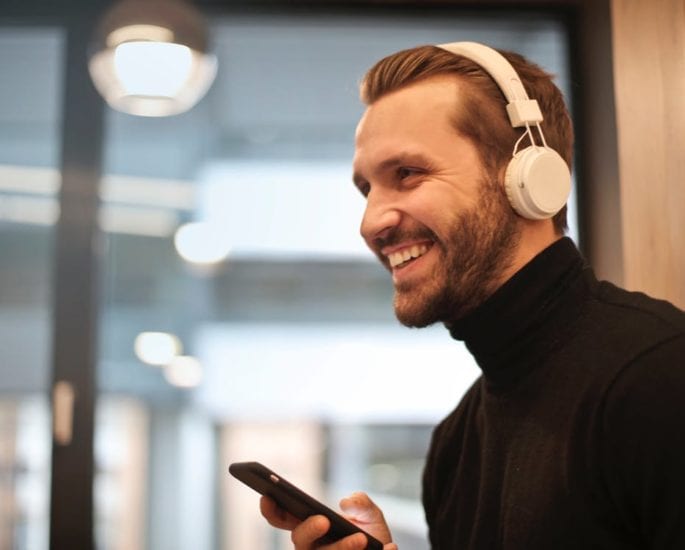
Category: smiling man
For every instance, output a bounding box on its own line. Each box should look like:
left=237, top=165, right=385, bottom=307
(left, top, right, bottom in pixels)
left=354, top=74, right=523, bottom=326
left=259, top=42, right=685, bottom=550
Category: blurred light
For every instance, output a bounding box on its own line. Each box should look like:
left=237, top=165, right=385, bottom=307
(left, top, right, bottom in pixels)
left=113, top=41, right=194, bottom=98
left=101, top=174, right=194, bottom=210
left=164, top=356, right=203, bottom=388
left=107, top=23, right=173, bottom=46
left=0, top=165, right=194, bottom=234
left=88, top=0, right=217, bottom=117
left=99, top=204, right=179, bottom=237
left=0, top=165, right=60, bottom=195
left=134, top=332, right=182, bottom=366
left=174, top=221, right=231, bottom=264
left=0, top=195, right=59, bottom=226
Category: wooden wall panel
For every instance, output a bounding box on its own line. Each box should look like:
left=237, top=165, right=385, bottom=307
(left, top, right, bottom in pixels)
left=611, top=0, right=685, bottom=308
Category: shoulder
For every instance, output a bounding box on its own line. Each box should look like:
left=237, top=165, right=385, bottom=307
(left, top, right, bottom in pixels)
left=593, top=279, right=685, bottom=334
left=598, top=283, right=685, bottom=442
left=578, top=277, right=685, bottom=366
left=602, top=332, right=685, bottom=436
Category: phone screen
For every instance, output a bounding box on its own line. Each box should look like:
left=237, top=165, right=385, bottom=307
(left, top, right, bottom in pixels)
left=229, top=461, right=384, bottom=550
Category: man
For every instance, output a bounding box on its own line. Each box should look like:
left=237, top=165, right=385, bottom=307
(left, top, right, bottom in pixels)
left=260, top=42, right=685, bottom=549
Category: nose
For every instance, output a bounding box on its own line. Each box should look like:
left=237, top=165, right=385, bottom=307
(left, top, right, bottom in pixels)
left=360, top=187, right=401, bottom=245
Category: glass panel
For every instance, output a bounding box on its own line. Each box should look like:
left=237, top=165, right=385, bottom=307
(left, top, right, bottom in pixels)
left=0, top=27, right=65, bottom=550
left=96, top=11, right=573, bottom=550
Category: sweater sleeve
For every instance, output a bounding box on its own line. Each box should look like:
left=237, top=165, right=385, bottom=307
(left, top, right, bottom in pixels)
left=600, top=334, right=685, bottom=549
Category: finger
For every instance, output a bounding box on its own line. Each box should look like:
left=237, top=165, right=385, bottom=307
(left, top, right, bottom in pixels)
left=291, top=515, right=330, bottom=548
left=259, top=496, right=300, bottom=530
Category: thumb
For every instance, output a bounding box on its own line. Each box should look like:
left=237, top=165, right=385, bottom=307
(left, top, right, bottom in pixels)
left=339, top=492, right=383, bottom=522
left=339, top=492, right=393, bottom=546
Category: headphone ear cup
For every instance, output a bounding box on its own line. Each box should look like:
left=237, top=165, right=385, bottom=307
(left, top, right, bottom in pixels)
left=504, top=147, right=571, bottom=220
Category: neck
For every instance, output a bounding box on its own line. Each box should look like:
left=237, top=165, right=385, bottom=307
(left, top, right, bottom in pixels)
left=442, top=221, right=562, bottom=332
left=447, top=237, right=586, bottom=387
left=496, top=220, right=561, bottom=290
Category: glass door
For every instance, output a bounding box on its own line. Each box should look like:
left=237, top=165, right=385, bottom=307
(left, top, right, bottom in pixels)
left=1, top=8, right=575, bottom=550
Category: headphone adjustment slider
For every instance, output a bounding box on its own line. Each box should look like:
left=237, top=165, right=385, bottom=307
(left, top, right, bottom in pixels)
left=506, top=99, right=543, bottom=128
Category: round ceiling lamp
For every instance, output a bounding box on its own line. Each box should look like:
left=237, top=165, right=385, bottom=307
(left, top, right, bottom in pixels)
left=88, top=0, right=218, bottom=117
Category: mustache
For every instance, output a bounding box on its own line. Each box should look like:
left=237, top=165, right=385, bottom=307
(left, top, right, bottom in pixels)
left=371, top=226, right=439, bottom=251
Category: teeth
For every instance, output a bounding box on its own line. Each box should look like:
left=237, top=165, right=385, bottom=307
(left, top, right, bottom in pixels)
left=387, top=243, right=430, bottom=268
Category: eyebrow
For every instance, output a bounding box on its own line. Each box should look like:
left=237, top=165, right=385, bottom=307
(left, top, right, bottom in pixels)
left=352, top=151, right=431, bottom=188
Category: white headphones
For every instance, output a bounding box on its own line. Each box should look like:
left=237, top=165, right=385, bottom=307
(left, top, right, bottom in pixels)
left=437, top=41, right=571, bottom=220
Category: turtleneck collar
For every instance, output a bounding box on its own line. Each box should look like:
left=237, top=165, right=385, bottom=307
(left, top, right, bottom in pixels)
left=448, top=237, right=590, bottom=389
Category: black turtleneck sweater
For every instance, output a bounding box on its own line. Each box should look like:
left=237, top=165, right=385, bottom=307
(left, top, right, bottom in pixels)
left=422, top=238, right=685, bottom=549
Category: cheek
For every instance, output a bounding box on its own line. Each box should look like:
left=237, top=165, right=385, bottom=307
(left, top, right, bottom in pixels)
left=409, top=196, right=462, bottom=237
left=412, top=180, right=480, bottom=218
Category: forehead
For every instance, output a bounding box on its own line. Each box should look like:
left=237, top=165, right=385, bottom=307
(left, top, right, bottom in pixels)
left=352, top=75, right=468, bottom=179
left=355, top=75, right=463, bottom=141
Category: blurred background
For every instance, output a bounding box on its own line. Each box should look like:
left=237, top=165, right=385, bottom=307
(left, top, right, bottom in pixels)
left=4, top=0, right=678, bottom=549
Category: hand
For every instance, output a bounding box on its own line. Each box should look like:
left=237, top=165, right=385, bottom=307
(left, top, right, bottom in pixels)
left=260, top=491, right=398, bottom=550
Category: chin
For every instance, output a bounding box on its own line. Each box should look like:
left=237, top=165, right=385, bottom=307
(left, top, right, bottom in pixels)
left=394, top=282, right=482, bottom=328
left=393, top=291, right=442, bottom=328
left=395, top=311, right=436, bottom=329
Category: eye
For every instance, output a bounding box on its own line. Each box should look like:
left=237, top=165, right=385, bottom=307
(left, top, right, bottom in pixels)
left=396, top=166, right=423, bottom=182
left=356, top=180, right=371, bottom=198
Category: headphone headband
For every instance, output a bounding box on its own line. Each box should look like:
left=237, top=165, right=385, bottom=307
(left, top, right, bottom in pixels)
left=436, top=41, right=571, bottom=220
left=437, top=41, right=543, bottom=128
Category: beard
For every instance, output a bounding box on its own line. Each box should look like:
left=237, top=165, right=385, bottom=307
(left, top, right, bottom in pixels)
left=392, top=178, right=521, bottom=328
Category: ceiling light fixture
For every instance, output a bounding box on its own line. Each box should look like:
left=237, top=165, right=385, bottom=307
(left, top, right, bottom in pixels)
left=88, top=0, right=217, bottom=117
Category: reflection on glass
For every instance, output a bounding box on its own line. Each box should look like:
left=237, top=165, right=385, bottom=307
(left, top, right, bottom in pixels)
left=0, top=26, right=63, bottom=550
left=0, top=398, right=51, bottom=550
left=95, top=397, right=148, bottom=550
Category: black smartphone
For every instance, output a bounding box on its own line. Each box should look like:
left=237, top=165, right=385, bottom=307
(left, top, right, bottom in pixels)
left=228, top=461, right=384, bottom=550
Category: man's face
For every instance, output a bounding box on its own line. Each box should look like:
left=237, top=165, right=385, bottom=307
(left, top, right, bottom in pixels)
left=352, top=75, right=521, bottom=327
